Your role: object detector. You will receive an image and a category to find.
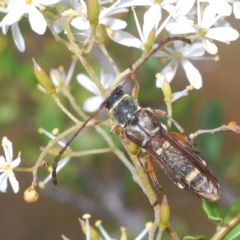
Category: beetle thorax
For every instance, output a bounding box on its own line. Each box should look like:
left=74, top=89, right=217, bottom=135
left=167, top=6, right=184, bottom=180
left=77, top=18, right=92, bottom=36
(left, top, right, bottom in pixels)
left=108, top=94, right=140, bottom=126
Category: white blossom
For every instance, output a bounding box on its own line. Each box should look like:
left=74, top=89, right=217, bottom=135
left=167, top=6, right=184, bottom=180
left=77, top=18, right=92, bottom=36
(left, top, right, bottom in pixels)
left=0, top=137, right=21, bottom=193
left=71, top=0, right=128, bottom=32
left=77, top=71, right=113, bottom=112
left=0, top=0, right=60, bottom=35
left=155, top=41, right=205, bottom=90
left=166, top=4, right=239, bottom=54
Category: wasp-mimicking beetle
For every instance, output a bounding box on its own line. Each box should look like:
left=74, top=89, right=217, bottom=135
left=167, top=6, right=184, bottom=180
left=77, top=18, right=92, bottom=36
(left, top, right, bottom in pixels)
left=52, top=37, right=220, bottom=202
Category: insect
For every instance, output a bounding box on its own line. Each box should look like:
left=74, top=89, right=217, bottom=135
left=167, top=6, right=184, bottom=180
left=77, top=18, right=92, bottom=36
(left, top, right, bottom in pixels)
left=52, top=37, right=220, bottom=202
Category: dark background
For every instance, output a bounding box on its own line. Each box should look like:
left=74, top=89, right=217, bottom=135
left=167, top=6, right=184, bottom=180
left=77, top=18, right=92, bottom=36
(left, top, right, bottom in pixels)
left=0, top=9, right=240, bottom=240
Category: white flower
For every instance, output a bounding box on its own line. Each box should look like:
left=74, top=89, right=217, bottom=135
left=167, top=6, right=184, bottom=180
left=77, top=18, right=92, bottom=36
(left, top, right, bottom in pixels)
left=49, top=58, right=77, bottom=88
left=166, top=4, right=239, bottom=54
left=155, top=41, right=205, bottom=90
left=205, top=0, right=231, bottom=16
left=233, top=1, right=240, bottom=19
left=0, top=5, right=25, bottom=51
left=0, top=137, right=21, bottom=193
left=110, top=0, right=177, bottom=48
left=77, top=71, right=113, bottom=112
left=1, top=0, right=60, bottom=35
left=71, top=0, right=128, bottom=32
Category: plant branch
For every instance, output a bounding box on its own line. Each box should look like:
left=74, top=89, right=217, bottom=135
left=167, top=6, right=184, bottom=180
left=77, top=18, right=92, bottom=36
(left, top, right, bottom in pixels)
left=210, top=213, right=240, bottom=240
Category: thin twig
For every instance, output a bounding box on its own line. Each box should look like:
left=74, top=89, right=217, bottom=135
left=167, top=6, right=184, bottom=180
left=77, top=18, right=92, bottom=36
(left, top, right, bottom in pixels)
left=210, top=213, right=240, bottom=240
left=190, top=124, right=240, bottom=139
left=51, top=94, right=79, bottom=123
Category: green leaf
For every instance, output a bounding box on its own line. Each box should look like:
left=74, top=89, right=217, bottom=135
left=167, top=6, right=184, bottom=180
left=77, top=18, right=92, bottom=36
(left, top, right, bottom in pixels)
left=224, top=198, right=240, bottom=224
left=183, top=236, right=208, bottom=240
left=202, top=201, right=223, bottom=225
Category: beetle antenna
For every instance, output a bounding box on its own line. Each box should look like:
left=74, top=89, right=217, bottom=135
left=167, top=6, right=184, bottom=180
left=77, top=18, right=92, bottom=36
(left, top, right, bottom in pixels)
left=52, top=102, right=106, bottom=185
left=52, top=37, right=191, bottom=185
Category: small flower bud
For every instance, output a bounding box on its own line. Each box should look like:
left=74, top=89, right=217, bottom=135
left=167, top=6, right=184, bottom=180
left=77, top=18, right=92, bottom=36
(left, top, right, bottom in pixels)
left=32, top=58, right=56, bottom=94
left=162, top=78, right=173, bottom=103
left=159, top=195, right=170, bottom=229
left=144, top=27, right=156, bottom=52
left=86, top=0, right=100, bottom=27
left=24, top=186, right=39, bottom=203
left=40, top=160, right=48, bottom=168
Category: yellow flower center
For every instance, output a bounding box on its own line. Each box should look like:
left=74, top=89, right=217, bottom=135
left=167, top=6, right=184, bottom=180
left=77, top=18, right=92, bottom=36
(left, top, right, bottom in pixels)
left=173, top=52, right=182, bottom=60
left=25, top=0, right=32, bottom=5
left=199, top=28, right=207, bottom=36
left=0, top=163, right=12, bottom=173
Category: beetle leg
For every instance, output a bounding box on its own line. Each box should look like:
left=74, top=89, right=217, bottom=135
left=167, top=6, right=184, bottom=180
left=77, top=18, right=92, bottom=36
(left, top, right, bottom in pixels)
left=170, top=132, right=194, bottom=148
left=148, top=155, right=163, bottom=206
left=129, top=66, right=140, bottom=99
left=154, top=109, right=186, bottom=135
left=148, top=155, right=163, bottom=190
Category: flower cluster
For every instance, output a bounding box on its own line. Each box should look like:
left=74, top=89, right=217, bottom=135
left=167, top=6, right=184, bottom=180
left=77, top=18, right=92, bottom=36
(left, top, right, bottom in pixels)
left=0, top=1, right=239, bottom=105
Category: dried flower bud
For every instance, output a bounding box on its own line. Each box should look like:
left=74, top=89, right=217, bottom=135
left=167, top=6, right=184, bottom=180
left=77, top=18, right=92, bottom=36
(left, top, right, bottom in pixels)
left=24, top=186, right=39, bottom=203
left=33, top=58, right=56, bottom=94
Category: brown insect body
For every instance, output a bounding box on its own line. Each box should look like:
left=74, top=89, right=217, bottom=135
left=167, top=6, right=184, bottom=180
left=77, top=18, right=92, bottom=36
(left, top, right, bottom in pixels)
left=105, top=88, right=220, bottom=201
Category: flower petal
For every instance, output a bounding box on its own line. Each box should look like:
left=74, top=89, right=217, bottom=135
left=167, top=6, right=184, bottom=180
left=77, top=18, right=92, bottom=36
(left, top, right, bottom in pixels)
left=0, top=172, right=8, bottom=192
left=172, top=88, right=189, bottom=102
left=106, top=29, right=143, bottom=48
left=182, top=42, right=205, bottom=57
left=11, top=154, right=21, bottom=169
left=206, top=27, right=239, bottom=43
left=8, top=171, right=19, bottom=193
left=71, top=17, right=90, bottom=31
left=0, top=156, right=6, bottom=166
left=202, top=38, right=218, bottom=54
left=2, top=137, right=13, bottom=164
left=11, top=22, right=25, bottom=52
left=37, top=0, right=60, bottom=6
left=201, top=5, right=218, bottom=29
left=117, top=0, right=152, bottom=8
left=233, top=2, right=240, bottom=19
left=28, top=5, right=47, bottom=34
left=100, top=71, right=114, bottom=88
left=77, top=74, right=99, bottom=94
left=83, top=96, right=104, bottom=112
left=156, top=59, right=178, bottom=88
left=180, top=59, right=202, bottom=89
left=166, top=21, right=196, bottom=35
left=100, top=17, right=127, bottom=30
left=208, top=0, right=231, bottom=16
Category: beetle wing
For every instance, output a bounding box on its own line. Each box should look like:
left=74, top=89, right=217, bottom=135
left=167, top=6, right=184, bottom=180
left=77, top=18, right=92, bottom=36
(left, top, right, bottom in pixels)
left=143, top=129, right=220, bottom=201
